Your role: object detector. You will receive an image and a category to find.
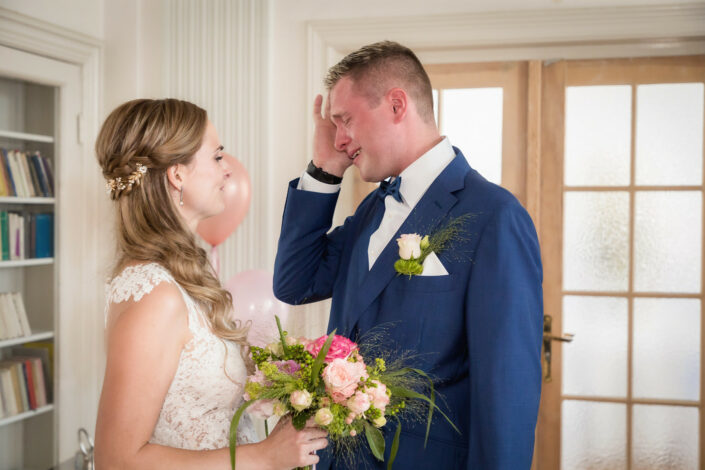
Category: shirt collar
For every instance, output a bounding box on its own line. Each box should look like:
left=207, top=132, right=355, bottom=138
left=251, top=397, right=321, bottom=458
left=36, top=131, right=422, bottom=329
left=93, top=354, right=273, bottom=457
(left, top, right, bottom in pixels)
left=397, top=136, right=455, bottom=208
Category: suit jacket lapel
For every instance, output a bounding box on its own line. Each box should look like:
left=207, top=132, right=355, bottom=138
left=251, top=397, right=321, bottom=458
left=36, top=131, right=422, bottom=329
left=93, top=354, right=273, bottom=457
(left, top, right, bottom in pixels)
left=349, top=151, right=471, bottom=319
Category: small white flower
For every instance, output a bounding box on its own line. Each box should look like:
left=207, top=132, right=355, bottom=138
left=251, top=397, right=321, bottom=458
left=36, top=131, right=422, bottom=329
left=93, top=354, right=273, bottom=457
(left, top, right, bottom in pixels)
left=315, top=407, right=334, bottom=426
left=290, top=390, right=313, bottom=411
left=396, top=233, right=423, bottom=260
left=266, top=341, right=283, bottom=356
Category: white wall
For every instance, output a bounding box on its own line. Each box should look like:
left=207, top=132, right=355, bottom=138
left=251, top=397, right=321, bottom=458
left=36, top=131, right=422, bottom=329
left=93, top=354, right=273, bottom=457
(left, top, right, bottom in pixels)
left=103, top=0, right=164, bottom=114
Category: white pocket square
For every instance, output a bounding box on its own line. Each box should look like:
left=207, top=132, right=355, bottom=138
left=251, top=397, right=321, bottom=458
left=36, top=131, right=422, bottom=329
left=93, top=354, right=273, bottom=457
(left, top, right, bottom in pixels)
left=421, top=251, right=449, bottom=276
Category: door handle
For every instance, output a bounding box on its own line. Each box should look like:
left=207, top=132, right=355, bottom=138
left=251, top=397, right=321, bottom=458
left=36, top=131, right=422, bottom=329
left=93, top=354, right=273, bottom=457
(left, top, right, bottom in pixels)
left=543, top=314, right=574, bottom=383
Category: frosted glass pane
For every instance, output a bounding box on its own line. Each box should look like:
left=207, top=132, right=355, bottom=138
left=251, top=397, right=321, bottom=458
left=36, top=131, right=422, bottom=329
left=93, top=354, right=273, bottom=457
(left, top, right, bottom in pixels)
left=440, top=88, right=503, bottom=184
left=636, top=83, right=704, bottom=185
left=633, top=298, right=700, bottom=400
left=633, top=404, right=698, bottom=470
left=563, top=192, right=629, bottom=291
left=561, top=400, right=626, bottom=470
left=634, top=191, right=702, bottom=293
left=562, top=296, right=627, bottom=397
left=565, top=85, right=632, bottom=186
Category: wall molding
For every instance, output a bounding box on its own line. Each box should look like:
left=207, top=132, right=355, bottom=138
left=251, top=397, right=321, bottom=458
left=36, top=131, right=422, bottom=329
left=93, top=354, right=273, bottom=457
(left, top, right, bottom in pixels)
left=0, top=7, right=102, bottom=64
left=309, top=4, right=705, bottom=54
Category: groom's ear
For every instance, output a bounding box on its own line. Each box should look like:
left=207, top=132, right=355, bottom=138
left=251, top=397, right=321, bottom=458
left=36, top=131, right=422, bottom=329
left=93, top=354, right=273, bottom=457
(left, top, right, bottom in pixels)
left=166, top=164, right=184, bottom=190
left=386, top=88, right=408, bottom=124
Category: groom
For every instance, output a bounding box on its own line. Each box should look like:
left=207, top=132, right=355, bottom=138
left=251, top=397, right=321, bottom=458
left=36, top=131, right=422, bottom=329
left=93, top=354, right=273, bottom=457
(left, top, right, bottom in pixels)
left=274, top=41, right=543, bottom=469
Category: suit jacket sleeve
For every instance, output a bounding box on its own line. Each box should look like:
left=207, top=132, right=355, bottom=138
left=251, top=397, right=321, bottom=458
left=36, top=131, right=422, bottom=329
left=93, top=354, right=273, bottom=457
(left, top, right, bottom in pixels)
left=465, top=201, right=544, bottom=469
left=273, top=178, right=350, bottom=305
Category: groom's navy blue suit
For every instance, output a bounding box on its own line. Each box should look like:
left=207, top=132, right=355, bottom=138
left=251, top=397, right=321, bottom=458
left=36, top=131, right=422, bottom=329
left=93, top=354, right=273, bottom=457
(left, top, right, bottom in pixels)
left=274, top=149, right=543, bottom=470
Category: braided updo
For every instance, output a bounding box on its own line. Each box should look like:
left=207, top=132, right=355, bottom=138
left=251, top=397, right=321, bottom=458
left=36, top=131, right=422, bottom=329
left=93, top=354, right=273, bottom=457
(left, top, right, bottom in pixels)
left=96, top=99, right=248, bottom=346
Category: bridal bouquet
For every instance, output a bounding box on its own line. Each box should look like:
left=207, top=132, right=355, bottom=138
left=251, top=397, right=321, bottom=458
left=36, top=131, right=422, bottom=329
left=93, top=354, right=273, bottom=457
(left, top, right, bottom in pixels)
left=229, top=317, right=458, bottom=470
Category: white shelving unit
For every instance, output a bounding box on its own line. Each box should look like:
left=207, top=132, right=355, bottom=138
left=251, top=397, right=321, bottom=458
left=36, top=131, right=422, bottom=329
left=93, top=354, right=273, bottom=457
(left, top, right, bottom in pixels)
left=0, top=330, right=54, bottom=349
left=0, top=75, right=57, bottom=470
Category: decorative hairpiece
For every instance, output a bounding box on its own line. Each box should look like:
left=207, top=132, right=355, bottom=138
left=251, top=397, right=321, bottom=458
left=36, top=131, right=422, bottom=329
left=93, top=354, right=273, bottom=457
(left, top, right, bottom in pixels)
left=106, top=163, right=148, bottom=196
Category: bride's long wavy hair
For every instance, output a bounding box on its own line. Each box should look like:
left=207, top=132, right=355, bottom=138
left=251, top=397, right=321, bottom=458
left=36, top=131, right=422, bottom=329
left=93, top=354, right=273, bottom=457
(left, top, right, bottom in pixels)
left=96, top=98, right=248, bottom=346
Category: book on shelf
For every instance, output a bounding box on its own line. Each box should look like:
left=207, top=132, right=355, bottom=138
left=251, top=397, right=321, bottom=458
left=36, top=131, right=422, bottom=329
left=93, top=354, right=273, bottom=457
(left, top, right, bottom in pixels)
left=0, top=147, right=54, bottom=198
left=16, top=342, right=53, bottom=401
left=0, top=354, right=49, bottom=418
left=0, top=148, right=17, bottom=197
left=0, top=210, right=53, bottom=260
left=0, top=292, right=31, bottom=340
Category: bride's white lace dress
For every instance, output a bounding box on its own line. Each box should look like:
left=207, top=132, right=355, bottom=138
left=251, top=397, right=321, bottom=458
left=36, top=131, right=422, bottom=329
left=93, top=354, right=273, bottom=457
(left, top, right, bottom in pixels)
left=105, top=262, right=258, bottom=450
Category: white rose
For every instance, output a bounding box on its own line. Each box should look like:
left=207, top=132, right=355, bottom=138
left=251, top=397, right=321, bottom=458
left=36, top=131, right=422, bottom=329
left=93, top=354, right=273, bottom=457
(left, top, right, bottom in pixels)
left=315, top=407, right=334, bottom=426
left=290, top=390, right=313, bottom=411
left=396, top=233, right=422, bottom=260
left=266, top=341, right=283, bottom=356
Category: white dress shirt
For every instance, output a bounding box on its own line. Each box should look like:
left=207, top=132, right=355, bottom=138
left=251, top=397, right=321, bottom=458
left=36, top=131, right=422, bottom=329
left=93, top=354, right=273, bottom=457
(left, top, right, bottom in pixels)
left=298, top=137, right=456, bottom=270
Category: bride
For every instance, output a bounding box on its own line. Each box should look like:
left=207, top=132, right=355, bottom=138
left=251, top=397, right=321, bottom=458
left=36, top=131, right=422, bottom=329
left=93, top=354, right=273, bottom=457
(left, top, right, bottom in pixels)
left=94, top=98, right=327, bottom=469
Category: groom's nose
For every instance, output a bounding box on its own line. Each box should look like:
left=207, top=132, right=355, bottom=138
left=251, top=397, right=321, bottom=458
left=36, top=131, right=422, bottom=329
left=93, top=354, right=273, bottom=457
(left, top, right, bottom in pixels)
left=334, top=126, right=351, bottom=152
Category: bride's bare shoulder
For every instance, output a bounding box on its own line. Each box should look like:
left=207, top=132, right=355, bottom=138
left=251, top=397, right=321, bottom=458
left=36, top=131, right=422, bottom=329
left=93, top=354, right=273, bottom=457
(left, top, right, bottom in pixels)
left=106, top=262, right=190, bottom=345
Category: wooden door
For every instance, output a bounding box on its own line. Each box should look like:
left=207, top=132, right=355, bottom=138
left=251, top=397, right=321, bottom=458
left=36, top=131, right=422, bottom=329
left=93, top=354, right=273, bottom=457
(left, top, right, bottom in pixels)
left=537, top=56, right=705, bottom=470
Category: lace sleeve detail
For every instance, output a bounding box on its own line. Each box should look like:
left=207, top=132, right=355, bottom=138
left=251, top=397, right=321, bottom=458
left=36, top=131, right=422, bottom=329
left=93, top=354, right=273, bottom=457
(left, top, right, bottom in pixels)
left=106, top=263, right=174, bottom=304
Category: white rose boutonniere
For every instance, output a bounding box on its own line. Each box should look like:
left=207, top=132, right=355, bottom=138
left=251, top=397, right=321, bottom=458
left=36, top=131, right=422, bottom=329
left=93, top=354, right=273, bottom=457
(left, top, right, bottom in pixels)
left=393, top=214, right=471, bottom=278
left=397, top=233, right=424, bottom=260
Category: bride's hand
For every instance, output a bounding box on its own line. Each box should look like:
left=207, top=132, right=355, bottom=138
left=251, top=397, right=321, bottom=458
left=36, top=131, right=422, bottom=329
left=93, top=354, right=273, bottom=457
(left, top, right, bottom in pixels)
left=260, top=416, right=328, bottom=469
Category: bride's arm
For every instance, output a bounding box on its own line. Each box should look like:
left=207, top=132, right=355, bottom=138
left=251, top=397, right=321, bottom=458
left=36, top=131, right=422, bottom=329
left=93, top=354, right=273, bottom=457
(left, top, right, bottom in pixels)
left=95, top=282, right=326, bottom=470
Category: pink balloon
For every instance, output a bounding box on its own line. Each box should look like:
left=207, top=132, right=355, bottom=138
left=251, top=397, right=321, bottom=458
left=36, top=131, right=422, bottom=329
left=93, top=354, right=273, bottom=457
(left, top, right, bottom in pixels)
left=224, top=269, right=290, bottom=347
left=197, top=153, right=251, bottom=247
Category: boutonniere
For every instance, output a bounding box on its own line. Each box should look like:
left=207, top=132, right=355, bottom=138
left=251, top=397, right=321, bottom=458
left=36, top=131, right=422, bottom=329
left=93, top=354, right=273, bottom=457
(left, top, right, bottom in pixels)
left=394, top=214, right=471, bottom=278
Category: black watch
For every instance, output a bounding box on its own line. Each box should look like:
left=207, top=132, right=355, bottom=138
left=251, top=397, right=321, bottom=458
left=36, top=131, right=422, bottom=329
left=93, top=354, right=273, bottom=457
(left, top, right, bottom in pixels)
left=306, top=160, right=343, bottom=184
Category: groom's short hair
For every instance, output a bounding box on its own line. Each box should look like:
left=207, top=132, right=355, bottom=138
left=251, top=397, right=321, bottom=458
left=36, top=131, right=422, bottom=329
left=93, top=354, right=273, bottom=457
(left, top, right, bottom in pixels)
left=325, top=41, right=435, bottom=123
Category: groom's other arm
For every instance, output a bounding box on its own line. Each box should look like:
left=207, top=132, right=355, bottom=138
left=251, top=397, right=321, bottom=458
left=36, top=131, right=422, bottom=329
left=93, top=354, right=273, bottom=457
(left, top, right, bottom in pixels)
left=273, top=179, right=348, bottom=304
left=274, top=94, right=354, bottom=305
left=465, top=200, right=543, bottom=470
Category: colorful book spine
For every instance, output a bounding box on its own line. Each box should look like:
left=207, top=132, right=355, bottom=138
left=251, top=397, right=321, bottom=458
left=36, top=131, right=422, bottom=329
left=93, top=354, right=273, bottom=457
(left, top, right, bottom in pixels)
left=0, top=211, right=9, bottom=261
left=30, top=153, right=49, bottom=197
left=40, top=156, right=54, bottom=196
left=0, top=148, right=17, bottom=196
left=35, top=213, right=53, bottom=258
left=0, top=149, right=8, bottom=197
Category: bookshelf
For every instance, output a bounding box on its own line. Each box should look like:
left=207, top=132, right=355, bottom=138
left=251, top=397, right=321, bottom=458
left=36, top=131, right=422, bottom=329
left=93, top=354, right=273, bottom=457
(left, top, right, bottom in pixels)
left=0, top=75, right=57, bottom=470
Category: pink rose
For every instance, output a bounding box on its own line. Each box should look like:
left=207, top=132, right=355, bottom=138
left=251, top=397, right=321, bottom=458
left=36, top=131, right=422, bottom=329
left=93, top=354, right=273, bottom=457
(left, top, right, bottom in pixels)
left=365, top=380, right=390, bottom=410
left=306, top=335, right=358, bottom=363
left=322, top=358, right=368, bottom=404
left=347, top=390, right=371, bottom=415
